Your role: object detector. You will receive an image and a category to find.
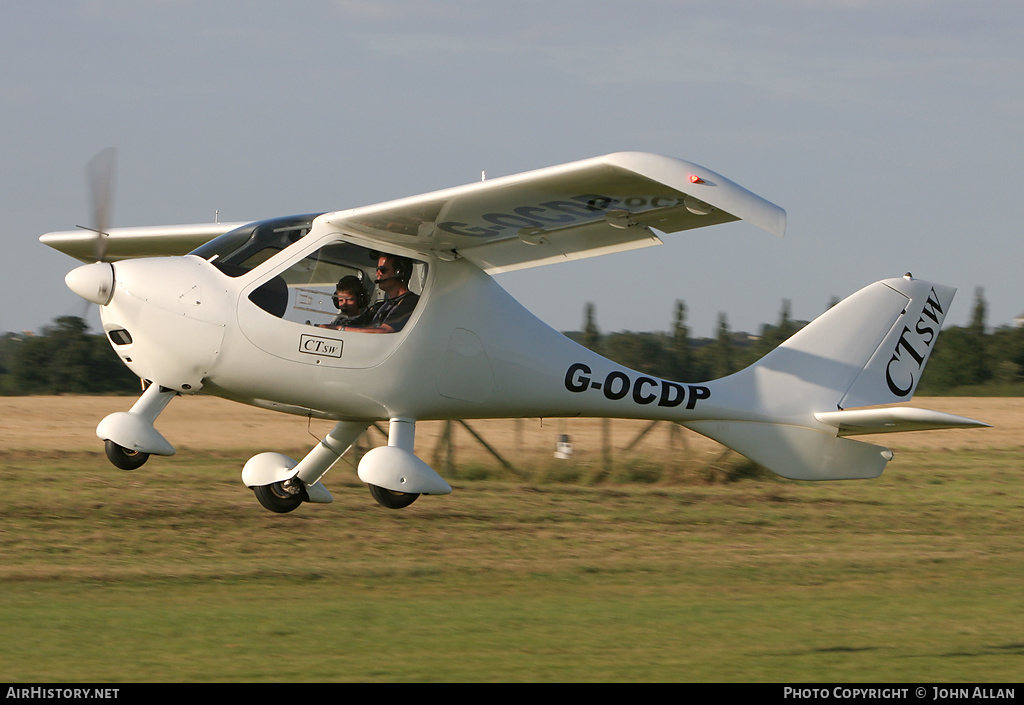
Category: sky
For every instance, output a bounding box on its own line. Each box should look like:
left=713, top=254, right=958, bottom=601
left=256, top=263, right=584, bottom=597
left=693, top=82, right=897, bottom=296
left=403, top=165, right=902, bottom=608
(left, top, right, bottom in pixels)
left=3, top=0, right=1023, bottom=340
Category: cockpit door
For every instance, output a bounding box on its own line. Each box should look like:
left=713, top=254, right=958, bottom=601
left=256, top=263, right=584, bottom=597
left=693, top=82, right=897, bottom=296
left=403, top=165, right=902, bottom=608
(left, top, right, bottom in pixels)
left=235, top=235, right=428, bottom=369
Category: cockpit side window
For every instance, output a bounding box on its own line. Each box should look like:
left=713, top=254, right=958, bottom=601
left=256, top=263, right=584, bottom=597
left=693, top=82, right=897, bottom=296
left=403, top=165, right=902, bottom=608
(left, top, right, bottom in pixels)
left=246, top=240, right=427, bottom=332
left=190, top=214, right=322, bottom=277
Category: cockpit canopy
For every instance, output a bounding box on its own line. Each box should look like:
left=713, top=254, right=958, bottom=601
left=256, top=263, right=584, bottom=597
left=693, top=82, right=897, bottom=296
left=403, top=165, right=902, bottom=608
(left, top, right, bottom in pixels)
left=192, top=214, right=427, bottom=328
left=188, top=213, right=324, bottom=277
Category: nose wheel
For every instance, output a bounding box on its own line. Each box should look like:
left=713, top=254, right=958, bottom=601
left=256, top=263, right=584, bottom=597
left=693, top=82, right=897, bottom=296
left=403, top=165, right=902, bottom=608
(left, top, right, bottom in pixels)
left=104, top=440, right=150, bottom=470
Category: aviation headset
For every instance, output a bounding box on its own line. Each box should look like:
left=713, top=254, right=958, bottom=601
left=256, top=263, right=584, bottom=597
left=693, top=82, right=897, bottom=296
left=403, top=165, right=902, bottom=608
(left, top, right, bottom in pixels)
left=374, top=254, right=414, bottom=285
left=332, top=275, right=371, bottom=310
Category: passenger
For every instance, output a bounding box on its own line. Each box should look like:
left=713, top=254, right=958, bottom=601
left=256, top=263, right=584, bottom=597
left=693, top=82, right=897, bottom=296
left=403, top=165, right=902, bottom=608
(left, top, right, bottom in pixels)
left=342, top=254, right=419, bottom=334
left=317, top=275, right=367, bottom=329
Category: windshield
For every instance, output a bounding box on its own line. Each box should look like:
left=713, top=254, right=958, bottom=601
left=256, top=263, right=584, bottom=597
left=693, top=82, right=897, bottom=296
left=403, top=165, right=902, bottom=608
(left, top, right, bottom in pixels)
left=189, top=214, right=323, bottom=277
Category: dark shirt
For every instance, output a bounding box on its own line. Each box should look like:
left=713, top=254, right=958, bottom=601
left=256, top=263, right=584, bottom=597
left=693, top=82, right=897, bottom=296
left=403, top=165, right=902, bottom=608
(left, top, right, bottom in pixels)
left=352, top=291, right=419, bottom=332
left=327, top=313, right=361, bottom=328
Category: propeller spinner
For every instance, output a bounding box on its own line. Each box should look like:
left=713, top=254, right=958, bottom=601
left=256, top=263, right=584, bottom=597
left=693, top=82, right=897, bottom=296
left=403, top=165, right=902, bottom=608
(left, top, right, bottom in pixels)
left=65, top=261, right=114, bottom=305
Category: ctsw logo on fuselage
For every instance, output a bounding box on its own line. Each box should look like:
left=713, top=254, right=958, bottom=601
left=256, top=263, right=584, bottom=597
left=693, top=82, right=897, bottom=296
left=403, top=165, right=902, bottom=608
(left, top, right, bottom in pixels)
left=299, top=334, right=343, bottom=359
left=564, top=363, right=710, bottom=409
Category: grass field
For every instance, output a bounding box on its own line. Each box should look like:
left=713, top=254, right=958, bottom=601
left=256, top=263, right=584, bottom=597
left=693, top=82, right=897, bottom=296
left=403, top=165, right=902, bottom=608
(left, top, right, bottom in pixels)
left=0, top=396, right=1021, bottom=682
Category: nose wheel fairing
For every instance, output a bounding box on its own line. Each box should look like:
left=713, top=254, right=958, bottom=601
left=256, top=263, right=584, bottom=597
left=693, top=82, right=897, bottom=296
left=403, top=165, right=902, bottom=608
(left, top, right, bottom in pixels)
left=96, top=385, right=178, bottom=460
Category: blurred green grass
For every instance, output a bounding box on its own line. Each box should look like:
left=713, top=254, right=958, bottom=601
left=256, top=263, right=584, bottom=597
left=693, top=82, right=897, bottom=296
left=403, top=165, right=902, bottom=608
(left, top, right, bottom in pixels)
left=1, top=447, right=1022, bottom=682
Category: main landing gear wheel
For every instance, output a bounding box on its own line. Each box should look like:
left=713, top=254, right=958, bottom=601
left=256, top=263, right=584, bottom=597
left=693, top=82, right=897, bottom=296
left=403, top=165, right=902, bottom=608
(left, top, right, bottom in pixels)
left=253, top=480, right=306, bottom=514
left=104, top=440, right=150, bottom=470
left=368, top=484, right=419, bottom=509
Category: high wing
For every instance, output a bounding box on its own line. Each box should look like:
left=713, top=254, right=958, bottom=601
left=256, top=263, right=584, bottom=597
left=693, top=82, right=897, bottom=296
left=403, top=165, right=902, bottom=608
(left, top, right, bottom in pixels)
left=324, top=152, right=786, bottom=273
left=40, top=153, right=784, bottom=271
left=40, top=222, right=248, bottom=263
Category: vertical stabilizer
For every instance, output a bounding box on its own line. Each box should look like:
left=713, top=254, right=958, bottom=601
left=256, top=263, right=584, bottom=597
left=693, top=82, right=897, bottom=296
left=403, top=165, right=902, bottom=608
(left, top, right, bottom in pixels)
left=705, top=275, right=950, bottom=421
left=837, top=276, right=955, bottom=409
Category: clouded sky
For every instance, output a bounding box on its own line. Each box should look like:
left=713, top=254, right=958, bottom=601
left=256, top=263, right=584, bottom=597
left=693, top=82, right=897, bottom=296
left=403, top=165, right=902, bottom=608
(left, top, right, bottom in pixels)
left=4, top=1, right=1023, bottom=339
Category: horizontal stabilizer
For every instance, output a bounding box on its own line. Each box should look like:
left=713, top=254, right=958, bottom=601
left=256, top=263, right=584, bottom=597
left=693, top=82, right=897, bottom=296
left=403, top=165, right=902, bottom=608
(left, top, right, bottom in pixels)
left=815, top=407, right=990, bottom=436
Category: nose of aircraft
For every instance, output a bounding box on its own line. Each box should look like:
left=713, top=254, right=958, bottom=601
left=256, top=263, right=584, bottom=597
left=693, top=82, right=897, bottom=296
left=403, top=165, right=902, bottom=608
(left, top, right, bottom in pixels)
left=65, top=261, right=115, bottom=305
left=90, top=256, right=232, bottom=393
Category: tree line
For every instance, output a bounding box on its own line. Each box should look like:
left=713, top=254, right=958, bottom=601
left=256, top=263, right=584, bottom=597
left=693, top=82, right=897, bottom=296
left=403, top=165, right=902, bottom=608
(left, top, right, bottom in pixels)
left=0, top=317, right=139, bottom=395
left=2, top=289, right=1022, bottom=396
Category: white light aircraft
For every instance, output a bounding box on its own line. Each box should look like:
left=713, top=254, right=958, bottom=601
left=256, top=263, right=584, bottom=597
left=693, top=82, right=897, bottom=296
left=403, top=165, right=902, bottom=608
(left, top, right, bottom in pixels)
left=41, top=151, right=988, bottom=513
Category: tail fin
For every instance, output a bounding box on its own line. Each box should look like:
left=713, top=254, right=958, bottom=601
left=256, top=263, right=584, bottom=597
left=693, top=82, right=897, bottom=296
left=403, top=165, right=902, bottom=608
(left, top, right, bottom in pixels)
left=685, top=275, right=987, bottom=480
left=838, top=276, right=953, bottom=409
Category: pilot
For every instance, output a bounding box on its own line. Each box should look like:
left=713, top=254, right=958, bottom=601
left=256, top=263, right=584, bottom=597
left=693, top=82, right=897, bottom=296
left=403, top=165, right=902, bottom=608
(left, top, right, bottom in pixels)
left=317, top=275, right=368, bottom=329
left=342, top=254, right=419, bottom=334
